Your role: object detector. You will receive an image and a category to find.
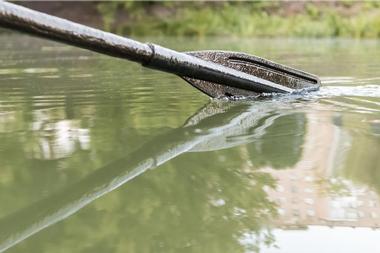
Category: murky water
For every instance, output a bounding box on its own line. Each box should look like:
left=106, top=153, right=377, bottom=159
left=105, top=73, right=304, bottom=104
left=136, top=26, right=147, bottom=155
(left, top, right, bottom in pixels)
left=0, top=33, right=380, bottom=253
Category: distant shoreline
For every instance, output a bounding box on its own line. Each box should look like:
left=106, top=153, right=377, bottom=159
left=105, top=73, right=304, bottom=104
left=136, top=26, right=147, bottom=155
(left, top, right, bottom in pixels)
left=13, top=1, right=380, bottom=39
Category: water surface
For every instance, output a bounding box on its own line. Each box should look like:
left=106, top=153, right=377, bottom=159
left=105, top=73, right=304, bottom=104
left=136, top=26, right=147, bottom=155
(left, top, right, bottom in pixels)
left=0, top=34, right=380, bottom=253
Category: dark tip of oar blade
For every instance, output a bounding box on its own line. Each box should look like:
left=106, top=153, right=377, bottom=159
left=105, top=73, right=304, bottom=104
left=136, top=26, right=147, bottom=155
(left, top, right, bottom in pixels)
left=182, top=50, right=321, bottom=99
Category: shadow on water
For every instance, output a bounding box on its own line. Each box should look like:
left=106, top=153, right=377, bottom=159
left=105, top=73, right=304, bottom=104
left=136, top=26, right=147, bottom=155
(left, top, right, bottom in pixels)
left=0, top=99, right=308, bottom=252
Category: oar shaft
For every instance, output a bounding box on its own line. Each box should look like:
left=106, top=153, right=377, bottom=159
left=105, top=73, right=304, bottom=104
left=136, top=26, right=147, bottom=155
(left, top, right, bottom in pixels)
left=0, top=1, right=292, bottom=93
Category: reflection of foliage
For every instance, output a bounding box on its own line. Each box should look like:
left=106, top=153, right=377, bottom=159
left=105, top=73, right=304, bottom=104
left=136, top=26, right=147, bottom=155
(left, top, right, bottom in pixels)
left=6, top=149, right=278, bottom=253
left=95, top=2, right=380, bottom=38
left=246, top=113, right=306, bottom=169
left=239, top=229, right=277, bottom=253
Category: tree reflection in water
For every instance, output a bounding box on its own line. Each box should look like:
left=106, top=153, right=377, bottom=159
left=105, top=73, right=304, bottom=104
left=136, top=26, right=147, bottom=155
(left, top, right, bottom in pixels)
left=0, top=99, right=307, bottom=253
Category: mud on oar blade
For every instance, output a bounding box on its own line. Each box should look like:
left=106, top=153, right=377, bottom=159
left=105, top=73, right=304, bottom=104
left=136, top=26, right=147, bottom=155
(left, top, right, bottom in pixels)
left=182, top=51, right=321, bottom=99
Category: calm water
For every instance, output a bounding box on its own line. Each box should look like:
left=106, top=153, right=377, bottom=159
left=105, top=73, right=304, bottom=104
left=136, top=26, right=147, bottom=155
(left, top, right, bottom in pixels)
left=0, top=34, right=380, bottom=253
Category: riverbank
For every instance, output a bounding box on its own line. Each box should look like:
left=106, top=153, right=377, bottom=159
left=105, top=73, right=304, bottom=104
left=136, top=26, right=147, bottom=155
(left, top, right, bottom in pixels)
left=16, top=1, right=380, bottom=38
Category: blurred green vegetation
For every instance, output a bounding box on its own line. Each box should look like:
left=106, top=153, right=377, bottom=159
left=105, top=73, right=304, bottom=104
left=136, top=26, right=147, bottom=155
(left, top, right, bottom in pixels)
left=96, top=1, right=380, bottom=38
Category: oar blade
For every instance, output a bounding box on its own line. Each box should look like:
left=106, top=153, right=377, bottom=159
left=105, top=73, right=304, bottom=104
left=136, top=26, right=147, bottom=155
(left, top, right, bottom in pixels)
left=182, top=51, right=320, bottom=99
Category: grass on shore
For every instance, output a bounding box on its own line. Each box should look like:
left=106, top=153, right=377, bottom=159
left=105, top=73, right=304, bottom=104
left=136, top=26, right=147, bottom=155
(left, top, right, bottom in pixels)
left=97, top=2, right=380, bottom=38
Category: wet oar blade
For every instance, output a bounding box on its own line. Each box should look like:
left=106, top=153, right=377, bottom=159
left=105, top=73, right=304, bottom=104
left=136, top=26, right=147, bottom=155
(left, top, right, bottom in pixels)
left=182, top=51, right=321, bottom=98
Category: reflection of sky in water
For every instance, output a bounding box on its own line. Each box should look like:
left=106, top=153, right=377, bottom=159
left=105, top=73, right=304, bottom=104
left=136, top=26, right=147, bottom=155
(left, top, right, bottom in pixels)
left=29, top=110, right=90, bottom=160
left=0, top=108, right=90, bottom=160
left=242, top=226, right=380, bottom=253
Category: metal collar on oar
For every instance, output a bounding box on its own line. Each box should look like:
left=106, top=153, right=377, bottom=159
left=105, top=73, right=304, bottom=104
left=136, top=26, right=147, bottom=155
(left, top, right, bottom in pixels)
left=0, top=1, right=321, bottom=99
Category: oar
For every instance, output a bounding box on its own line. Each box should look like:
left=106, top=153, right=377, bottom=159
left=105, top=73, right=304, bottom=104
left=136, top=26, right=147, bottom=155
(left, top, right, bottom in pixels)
left=0, top=1, right=320, bottom=98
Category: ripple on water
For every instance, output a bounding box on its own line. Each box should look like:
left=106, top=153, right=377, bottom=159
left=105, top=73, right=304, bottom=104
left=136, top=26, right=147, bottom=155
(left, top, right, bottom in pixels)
left=318, top=84, right=380, bottom=98
left=0, top=67, right=59, bottom=75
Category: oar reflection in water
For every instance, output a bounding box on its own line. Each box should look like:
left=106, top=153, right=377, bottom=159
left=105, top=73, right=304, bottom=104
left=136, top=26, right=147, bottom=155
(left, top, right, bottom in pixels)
left=0, top=100, right=303, bottom=252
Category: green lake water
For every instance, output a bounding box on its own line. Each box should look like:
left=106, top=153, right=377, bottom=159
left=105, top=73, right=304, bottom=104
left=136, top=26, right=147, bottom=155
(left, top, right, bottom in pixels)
left=0, top=34, right=380, bottom=253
